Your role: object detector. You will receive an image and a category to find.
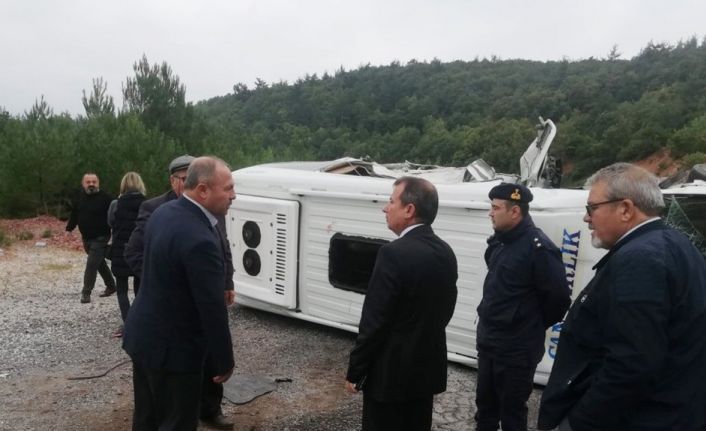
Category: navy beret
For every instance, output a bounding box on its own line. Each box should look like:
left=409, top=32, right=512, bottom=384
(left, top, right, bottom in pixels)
left=488, top=183, right=533, bottom=203
left=168, top=154, right=195, bottom=174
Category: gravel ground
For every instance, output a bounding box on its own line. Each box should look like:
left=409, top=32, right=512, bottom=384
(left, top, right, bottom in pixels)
left=0, top=241, right=543, bottom=431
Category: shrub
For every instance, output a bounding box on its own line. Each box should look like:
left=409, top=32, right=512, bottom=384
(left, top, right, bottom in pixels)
left=0, top=229, right=10, bottom=247
left=17, top=231, right=34, bottom=241
left=41, top=229, right=53, bottom=239
left=681, top=152, right=706, bottom=169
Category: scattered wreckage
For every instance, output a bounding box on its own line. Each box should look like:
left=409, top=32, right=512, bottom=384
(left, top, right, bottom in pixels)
left=225, top=118, right=706, bottom=384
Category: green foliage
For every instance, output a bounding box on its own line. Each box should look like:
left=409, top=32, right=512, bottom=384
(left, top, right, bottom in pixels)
left=682, top=152, right=706, bottom=169
left=17, top=231, right=34, bottom=241
left=197, top=37, right=706, bottom=180
left=0, top=97, right=78, bottom=216
left=3, top=40, right=706, bottom=217
left=451, top=118, right=535, bottom=172
left=122, top=54, right=206, bottom=154
left=82, top=77, right=115, bottom=118
left=72, top=112, right=186, bottom=199
left=670, top=115, right=706, bottom=157
left=0, top=229, right=10, bottom=247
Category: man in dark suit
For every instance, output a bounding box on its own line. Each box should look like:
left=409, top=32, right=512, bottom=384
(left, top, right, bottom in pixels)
left=538, top=163, right=706, bottom=431
left=346, top=176, right=458, bottom=431
left=123, top=156, right=236, bottom=431
left=124, top=154, right=236, bottom=430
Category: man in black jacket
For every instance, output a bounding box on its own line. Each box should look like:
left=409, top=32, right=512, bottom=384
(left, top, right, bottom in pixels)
left=475, top=183, right=570, bottom=431
left=538, top=163, right=706, bottom=431
left=66, top=172, right=117, bottom=303
left=123, top=156, right=235, bottom=430
left=124, top=154, right=236, bottom=430
left=346, top=176, right=458, bottom=431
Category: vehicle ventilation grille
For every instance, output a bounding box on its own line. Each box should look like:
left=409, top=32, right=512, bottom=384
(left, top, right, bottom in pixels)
left=274, top=213, right=288, bottom=295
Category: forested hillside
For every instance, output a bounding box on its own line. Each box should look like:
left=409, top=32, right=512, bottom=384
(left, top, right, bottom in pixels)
left=1, top=40, right=706, bottom=217
left=198, top=38, right=706, bottom=179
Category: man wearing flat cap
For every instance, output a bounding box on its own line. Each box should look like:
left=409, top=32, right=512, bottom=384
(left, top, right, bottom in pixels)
left=124, top=154, right=236, bottom=430
left=474, top=183, right=570, bottom=431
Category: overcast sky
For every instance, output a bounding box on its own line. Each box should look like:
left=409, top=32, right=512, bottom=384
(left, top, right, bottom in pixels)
left=1, top=0, right=704, bottom=117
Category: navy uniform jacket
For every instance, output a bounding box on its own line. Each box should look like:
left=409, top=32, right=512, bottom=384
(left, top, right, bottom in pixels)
left=124, top=190, right=234, bottom=291
left=477, top=215, right=570, bottom=366
left=538, top=220, right=706, bottom=431
left=122, top=197, right=234, bottom=375
left=346, top=224, right=458, bottom=402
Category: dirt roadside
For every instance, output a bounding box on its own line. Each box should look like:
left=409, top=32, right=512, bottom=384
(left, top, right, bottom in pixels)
left=0, top=217, right=363, bottom=430
left=0, top=217, right=542, bottom=430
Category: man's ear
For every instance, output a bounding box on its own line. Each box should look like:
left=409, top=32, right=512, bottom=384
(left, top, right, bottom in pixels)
left=195, top=182, right=209, bottom=198
left=511, top=204, right=522, bottom=219
left=404, top=202, right=416, bottom=220
left=619, top=199, right=635, bottom=221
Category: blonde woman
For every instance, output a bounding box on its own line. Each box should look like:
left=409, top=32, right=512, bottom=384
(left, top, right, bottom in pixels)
left=107, top=172, right=146, bottom=337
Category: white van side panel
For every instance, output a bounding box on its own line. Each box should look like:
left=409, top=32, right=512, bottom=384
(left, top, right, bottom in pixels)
left=295, top=195, right=491, bottom=360
left=298, top=195, right=390, bottom=324
left=433, top=206, right=492, bottom=359
left=228, top=195, right=299, bottom=309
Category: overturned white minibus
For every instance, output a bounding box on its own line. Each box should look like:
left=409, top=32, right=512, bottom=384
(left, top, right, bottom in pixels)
left=225, top=118, right=706, bottom=384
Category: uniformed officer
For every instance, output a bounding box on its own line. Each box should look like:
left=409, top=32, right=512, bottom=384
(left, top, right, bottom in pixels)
left=474, top=183, right=571, bottom=431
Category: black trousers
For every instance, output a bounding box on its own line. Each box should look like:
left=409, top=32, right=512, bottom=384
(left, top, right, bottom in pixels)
left=115, top=276, right=140, bottom=322
left=200, top=353, right=224, bottom=420
left=362, top=393, right=433, bottom=431
left=81, top=236, right=116, bottom=295
left=474, top=355, right=536, bottom=431
left=132, top=361, right=202, bottom=431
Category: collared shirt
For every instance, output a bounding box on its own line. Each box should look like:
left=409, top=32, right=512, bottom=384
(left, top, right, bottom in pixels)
left=399, top=223, right=423, bottom=238
left=183, top=193, right=218, bottom=228
left=615, top=217, right=660, bottom=246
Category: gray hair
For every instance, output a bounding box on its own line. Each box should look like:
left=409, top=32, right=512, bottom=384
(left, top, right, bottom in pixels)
left=585, top=163, right=664, bottom=216
left=184, top=156, right=231, bottom=190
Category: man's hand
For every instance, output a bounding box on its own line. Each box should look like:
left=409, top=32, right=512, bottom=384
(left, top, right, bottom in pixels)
left=224, top=290, right=235, bottom=306
left=213, top=367, right=234, bottom=383
left=345, top=380, right=358, bottom=394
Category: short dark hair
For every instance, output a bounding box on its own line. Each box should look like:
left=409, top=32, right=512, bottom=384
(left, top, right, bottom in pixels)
left=505, top=201, right=529, bottom=217
left=393, top=176, right=439, bottom=225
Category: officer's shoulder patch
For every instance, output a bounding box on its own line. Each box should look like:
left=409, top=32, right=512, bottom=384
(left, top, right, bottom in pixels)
left=530, top=230, right=555, bottom=252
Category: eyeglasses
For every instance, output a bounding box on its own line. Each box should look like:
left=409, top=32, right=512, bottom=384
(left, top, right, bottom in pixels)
left=585, top=198, right=624, bottom=216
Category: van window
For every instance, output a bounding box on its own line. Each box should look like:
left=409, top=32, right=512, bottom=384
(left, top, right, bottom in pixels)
left=329, top=234, right=389, bottom=294
left=663, top=195, right=706, bottom=258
